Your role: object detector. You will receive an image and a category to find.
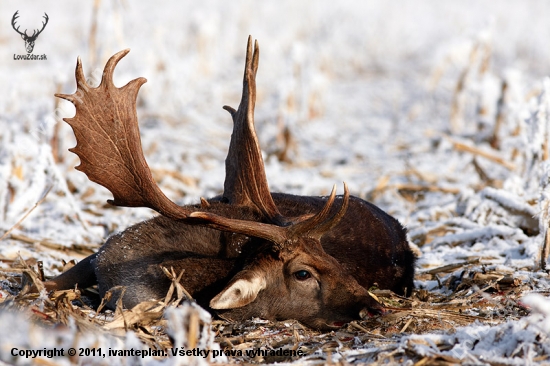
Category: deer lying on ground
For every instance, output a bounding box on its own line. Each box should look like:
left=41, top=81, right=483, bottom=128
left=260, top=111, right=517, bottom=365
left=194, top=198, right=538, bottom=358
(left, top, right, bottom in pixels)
left=46, top=37, right=415, bottom=330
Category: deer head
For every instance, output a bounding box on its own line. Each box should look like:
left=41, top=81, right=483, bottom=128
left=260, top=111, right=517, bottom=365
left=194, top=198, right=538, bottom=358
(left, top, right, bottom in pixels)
left=12, top=11, right=48, bottom=54
left=54, top=37, right=384, bottom=329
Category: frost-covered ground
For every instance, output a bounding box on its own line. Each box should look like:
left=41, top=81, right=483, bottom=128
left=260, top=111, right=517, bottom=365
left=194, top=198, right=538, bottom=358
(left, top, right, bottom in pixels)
left=1, top=0, right=550, bottom=365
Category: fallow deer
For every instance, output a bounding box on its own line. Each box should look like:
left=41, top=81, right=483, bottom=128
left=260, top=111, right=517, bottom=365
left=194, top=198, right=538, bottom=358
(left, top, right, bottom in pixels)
left=46, top=37, right=415, bottom=330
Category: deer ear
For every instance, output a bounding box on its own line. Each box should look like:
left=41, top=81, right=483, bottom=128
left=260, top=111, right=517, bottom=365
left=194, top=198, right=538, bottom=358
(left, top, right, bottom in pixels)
left=210, top=272, right=266, bottom=309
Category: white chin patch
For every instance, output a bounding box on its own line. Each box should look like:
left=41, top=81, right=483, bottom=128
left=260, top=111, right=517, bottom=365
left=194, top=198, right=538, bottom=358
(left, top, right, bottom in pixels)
left=210, top=276, right=266, bottom=309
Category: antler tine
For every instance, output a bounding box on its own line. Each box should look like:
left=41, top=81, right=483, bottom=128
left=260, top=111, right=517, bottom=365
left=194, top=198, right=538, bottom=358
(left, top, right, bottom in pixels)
left=289, top=185, right=338, bottom=236
left=222, top=37, right=259, bottom=115
left=307, top=183, right=350, bottom=240
left=56, top=57, right=86, bottom=103
left=252, top=39, right=259, bottom=76
left=75, top=56, right=86, bottom=87
left=101, top=49, right=129, bottom=87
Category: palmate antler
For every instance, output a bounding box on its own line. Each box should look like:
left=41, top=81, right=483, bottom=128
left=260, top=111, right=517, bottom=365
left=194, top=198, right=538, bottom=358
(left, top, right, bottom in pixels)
left=56, top=37, right=349, bottom=246
left=222, top=37, right=282, bottom=223
left=56, top=49, right=187, bottom=218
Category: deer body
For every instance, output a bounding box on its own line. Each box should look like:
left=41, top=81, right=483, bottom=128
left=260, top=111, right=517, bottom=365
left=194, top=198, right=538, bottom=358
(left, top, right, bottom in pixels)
left=51, top=194, right=413, bottom=329
left=48, top=37, right=415, bottom=330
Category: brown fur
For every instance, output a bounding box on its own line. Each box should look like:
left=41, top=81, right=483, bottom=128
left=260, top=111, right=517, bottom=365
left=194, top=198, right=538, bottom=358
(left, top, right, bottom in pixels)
left=48, top=194, right=414, bottom=330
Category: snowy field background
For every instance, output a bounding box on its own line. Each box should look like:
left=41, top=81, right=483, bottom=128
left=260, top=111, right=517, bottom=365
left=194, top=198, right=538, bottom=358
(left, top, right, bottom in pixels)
left=1, top=0, right=550, bottom=364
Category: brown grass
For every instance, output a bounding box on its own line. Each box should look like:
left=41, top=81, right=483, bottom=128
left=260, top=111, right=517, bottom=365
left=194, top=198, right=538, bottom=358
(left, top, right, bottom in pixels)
left=0, top=246, right=542, bottom=365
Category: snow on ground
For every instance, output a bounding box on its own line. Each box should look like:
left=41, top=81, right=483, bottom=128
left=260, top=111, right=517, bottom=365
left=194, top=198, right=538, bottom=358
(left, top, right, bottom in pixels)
left=1, top=0, right=550, bottom=364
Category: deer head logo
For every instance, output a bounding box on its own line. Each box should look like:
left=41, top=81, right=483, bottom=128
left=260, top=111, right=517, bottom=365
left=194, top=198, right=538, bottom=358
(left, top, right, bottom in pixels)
left=12, top=11, right=49, bottom=54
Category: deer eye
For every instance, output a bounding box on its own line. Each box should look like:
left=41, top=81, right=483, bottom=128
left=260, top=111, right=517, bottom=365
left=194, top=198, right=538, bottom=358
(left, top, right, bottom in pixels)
left=294, top=270, right=311, bottom=281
